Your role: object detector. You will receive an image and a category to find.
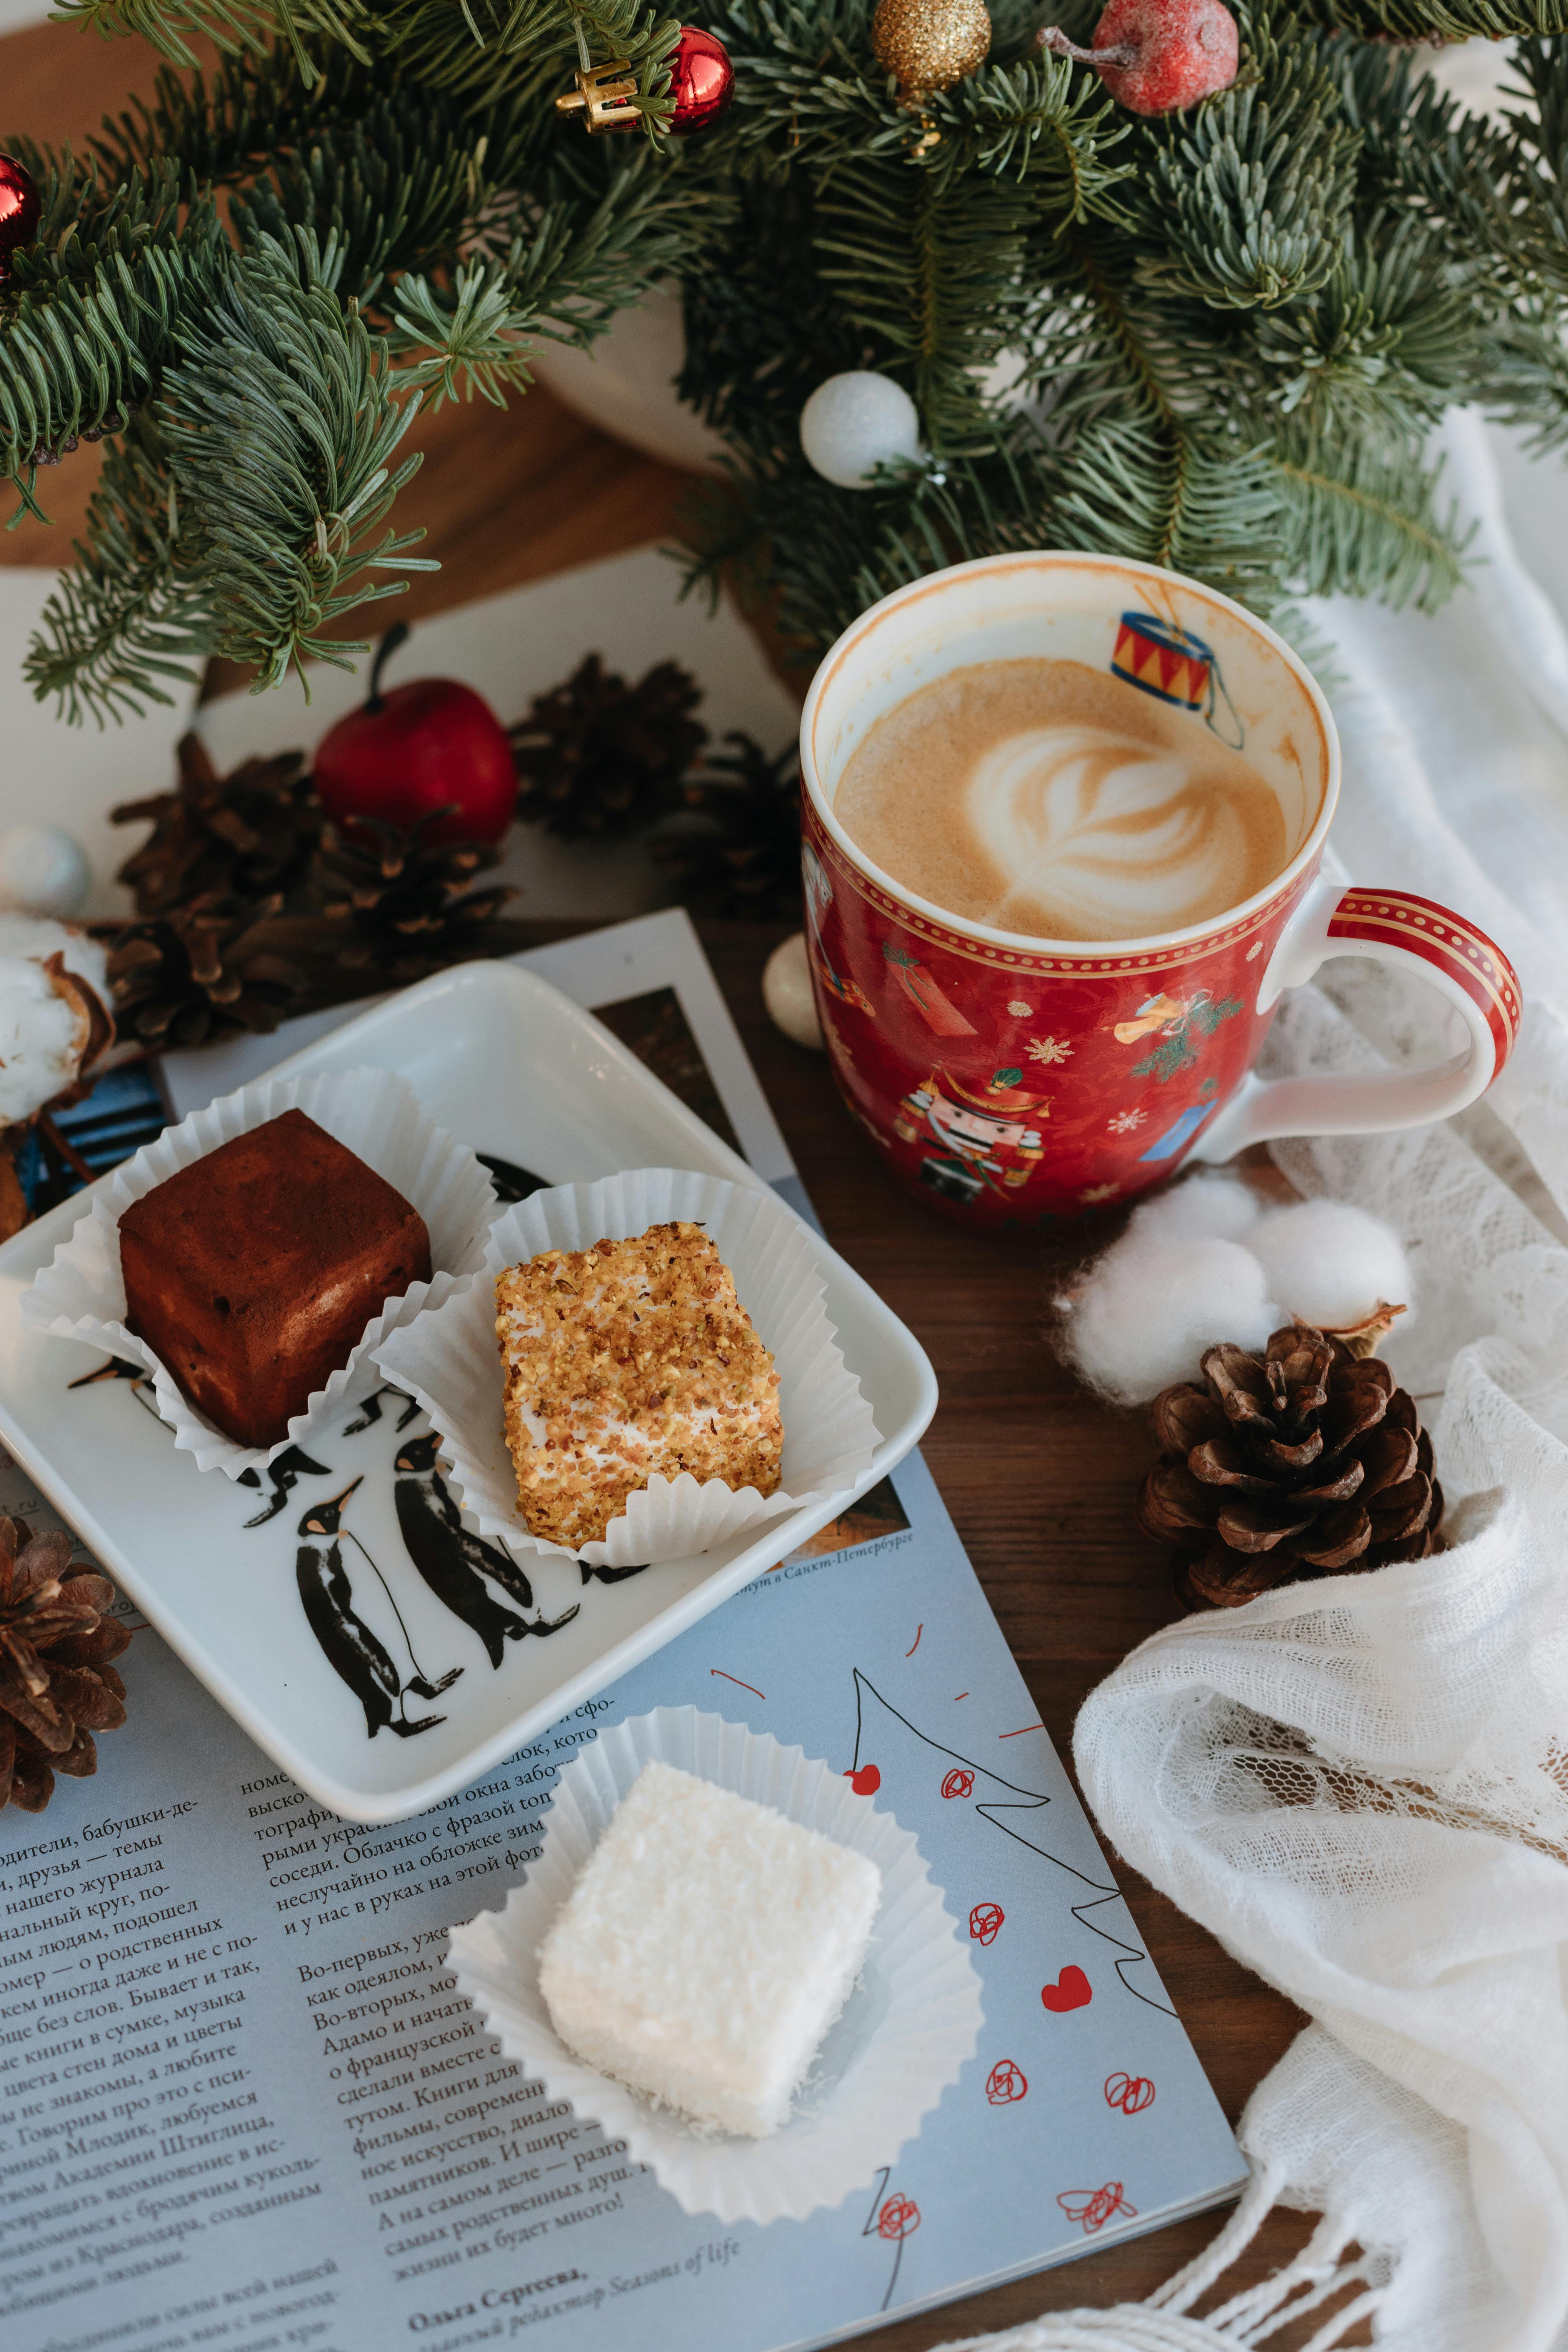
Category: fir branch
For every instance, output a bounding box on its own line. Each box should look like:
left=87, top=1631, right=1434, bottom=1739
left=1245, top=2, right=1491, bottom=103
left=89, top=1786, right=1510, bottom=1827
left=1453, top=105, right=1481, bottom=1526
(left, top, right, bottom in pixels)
left=389, top=261, right=536, bottom=404
left=1050, top=411, right=1285, bottom=606
left=1137, top=14, right=1360, bottom=312
left=23, top=426, right=210, bottom=721
left=51, top=0, right=378, bottom=80
left=1266, top=426, right=1470, bottom=608
left=160, top=238, right=436, bottom=689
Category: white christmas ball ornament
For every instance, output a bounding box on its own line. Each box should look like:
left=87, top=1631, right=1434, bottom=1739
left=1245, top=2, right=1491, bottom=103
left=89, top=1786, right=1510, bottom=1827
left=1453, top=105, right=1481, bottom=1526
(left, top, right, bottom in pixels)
left=0, top=825, right=90, bottom=917
left=800, top=372, right=922, bottom=489
left=762, top=932, right=823, bottom=1049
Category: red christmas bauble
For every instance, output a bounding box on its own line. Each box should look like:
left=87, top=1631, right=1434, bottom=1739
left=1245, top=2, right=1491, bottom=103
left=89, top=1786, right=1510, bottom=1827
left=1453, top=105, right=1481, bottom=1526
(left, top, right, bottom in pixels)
left=0, top=152, right=41, bottom=283
left=667, top=26, right=734, bottom=135
left=313, top=624, right=516, bottom=847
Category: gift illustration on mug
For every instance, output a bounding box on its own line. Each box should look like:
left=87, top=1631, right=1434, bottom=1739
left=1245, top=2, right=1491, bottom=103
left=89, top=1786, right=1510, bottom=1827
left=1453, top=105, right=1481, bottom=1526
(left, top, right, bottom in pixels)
left=802, top=841, right=876, bottom=1017
left=893, top=1066, right=1048, bottom=1205
left=1111, top=612, right=1244, bottom=750
left=881, top=940, right=978, bottom=1037
left=1114, top=989, right=1242, bottom=1082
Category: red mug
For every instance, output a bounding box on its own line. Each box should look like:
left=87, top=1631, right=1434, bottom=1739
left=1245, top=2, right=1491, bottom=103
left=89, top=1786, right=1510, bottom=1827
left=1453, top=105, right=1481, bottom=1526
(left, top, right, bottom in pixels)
left=798, top=553, right=1521, bottom=1228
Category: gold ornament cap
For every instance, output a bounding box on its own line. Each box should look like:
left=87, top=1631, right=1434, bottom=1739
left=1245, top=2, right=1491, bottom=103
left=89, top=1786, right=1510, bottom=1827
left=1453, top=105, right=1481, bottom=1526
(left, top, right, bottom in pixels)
left=872, top=0, right=991, bottom=96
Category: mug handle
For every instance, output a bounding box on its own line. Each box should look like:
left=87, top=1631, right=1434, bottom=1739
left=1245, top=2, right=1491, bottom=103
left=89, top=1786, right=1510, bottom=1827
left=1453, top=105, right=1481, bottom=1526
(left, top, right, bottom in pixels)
left=1191, top=874, right=1522, bottom=1162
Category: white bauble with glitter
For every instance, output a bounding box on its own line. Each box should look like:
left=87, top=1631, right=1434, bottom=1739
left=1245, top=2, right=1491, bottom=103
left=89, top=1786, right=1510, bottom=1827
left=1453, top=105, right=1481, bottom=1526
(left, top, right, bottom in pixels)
left=799, top=372, right=922, bottom=489
left=762, top=932, right=823, bottom=1049
left=0, top=824, right=90, bottom=917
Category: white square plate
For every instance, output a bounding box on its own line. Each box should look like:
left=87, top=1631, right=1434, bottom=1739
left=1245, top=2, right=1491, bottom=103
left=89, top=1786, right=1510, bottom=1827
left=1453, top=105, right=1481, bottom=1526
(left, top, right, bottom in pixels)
left=0, top=962, right=937, bottom=1822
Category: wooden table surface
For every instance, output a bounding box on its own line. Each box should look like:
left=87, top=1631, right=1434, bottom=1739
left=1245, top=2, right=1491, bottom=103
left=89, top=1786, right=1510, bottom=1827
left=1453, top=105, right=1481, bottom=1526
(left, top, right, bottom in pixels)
left=1, top=18, right=1333, bottom=2340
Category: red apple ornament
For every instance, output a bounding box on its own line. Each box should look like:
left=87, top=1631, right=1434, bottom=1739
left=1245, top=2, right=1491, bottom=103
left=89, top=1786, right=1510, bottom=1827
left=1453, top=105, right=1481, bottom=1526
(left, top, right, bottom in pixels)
left=1039, top=0, right=1238, bottom=115
left=312, top=623, right=517, bottom=848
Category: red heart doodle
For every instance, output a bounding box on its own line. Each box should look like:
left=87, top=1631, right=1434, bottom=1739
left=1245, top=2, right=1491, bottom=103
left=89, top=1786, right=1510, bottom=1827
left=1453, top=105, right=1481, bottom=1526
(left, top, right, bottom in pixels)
left=1041, top=1965, right=1093, bottom=2013
left=844, top=1764, right=880, bottom=1796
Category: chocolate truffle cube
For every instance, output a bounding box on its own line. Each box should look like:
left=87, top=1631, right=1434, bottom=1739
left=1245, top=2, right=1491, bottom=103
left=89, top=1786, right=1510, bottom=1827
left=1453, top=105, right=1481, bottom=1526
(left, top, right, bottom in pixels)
left=119, top=1108, right=431, bottom=1449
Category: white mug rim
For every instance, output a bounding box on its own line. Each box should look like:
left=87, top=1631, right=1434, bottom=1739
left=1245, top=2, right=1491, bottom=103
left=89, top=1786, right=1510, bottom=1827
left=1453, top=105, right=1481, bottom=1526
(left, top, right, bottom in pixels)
left=798, top=548, right=1341, bottom=957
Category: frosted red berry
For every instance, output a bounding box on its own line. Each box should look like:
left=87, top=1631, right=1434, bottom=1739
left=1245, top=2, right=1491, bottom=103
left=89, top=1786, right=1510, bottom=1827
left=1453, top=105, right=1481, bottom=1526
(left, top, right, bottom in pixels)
left=1040, top=0, right=1239, bottom=116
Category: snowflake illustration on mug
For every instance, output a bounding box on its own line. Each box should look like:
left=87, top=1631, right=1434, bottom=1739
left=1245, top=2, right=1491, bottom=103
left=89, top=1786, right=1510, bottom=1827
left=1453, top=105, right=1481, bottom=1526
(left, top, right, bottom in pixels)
left=1006, top=998, right=1034, bottom=1018
left=1027, top=1035, right=1073, bottom=1065
left=1080, top=1182, right=1119, bottom=1205
left=1107, top=1108, right=1147, bottom=1134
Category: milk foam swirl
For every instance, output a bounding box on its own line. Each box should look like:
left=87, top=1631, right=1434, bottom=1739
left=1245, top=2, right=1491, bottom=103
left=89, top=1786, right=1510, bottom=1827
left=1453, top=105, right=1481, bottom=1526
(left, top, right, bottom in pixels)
left=966, top=724, right=1268, bottom=937
left=830, top=657, right=1292, bottom=942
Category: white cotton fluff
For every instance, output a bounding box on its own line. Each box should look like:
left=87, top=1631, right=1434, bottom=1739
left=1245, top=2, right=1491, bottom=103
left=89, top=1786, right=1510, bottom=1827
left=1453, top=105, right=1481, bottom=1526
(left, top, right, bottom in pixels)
left=1063, top=1230, right=1282, bottom=1405
left=1059, top=1174, right=1416, bottom=1405
left=1127, top=1174, right=1261, bottom=1245
left=1244, top=1199, right=1413, bottom=1333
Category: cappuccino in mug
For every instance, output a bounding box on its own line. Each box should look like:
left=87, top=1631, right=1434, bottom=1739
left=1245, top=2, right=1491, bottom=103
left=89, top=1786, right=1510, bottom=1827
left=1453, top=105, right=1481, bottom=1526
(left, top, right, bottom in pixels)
left=833, top=656, right=1293, bottom=942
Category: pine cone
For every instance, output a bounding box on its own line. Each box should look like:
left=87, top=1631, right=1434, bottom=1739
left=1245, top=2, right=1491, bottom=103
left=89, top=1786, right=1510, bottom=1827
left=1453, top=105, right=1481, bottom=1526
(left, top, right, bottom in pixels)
left=311, top=812, right=516, bottom=979
left=113, top=733, right=320, bottom=918
left=0, top=1519, right=130, bottom=1812
left=1139, top=1323, right=1443, bottom=1610
left=510, top=655, right=707, bottom=840
left=651, top=733, right=802, bottom=920
left=104, top=897, right=305, bottom=1050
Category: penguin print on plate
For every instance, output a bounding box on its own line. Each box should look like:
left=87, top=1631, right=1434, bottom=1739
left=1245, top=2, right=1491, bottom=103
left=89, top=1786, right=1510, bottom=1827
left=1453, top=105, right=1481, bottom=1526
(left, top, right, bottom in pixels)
left=295, top=1474, right=464, bottom=1740
left=391, top=1430, right=580, bottom=1664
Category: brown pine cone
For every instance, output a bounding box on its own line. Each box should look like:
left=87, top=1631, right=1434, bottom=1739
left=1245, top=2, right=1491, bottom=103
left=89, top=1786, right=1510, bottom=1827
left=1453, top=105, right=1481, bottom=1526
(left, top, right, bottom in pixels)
left=113, top=733, right=319, bottom=918
left=0, top=1519, right=130, bottom=1812
left=104, top=897, right=306, bottom=1049
left=311, top=812, right=517, bottom=978
left=510, top=654, right=707, bottom=840
left=1138, top=1323, right=1443, bottom=1611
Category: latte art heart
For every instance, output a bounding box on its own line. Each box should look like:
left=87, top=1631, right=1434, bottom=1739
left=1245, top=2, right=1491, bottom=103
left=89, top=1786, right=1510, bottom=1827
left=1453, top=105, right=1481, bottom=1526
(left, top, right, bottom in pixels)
left=833, top=657, right=1292, bottom=943
left=967, top=725, right=1268, bottom=938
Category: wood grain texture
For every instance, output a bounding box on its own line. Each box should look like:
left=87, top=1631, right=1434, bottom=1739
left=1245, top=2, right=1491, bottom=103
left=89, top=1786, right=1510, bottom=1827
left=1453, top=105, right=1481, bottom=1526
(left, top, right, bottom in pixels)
left=693, top=920, right=1355, bottom=2352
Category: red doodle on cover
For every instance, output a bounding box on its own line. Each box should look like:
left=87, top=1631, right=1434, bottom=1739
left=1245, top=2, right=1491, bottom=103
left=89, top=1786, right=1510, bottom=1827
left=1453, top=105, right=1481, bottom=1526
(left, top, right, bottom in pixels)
left=1105, top=2072, right=1156, bottom=2114
left=969, top=1901, right=1004, bottom=1945
left=1057, top=2182, right=1137, bottom=2236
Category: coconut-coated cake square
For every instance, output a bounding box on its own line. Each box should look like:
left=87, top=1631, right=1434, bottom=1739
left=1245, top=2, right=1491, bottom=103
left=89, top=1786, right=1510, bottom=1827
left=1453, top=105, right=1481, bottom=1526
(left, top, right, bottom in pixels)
left=537, top=1761, right=880, bottom=2137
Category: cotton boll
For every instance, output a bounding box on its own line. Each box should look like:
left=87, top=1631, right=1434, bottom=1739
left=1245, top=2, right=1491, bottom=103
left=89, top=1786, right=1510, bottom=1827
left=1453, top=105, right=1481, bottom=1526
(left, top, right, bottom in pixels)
left=0, top=917, right=113, bottom=1127
left=1127, top=1174, right=1261, bottom=1246
left=1243, top=1200, right=1412, bottom=1332
left=1063, top=1231, right=1283, bottom=1406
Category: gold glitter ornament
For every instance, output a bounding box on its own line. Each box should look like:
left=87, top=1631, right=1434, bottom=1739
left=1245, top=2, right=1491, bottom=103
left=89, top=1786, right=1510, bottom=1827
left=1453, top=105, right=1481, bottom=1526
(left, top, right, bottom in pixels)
left=871, top=0, right=991, bottom=96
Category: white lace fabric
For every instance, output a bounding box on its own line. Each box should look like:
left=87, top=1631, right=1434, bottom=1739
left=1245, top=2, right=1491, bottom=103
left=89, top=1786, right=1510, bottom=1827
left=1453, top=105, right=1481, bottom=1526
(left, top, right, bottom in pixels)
left=932, top=417, right=1568, bottom=2352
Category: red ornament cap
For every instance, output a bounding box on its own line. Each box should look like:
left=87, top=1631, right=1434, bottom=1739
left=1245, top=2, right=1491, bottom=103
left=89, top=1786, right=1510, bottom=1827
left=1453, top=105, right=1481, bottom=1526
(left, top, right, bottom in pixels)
left=0, top=152, right=41, bottom=283
left=667, top=26, right=735, bottom=134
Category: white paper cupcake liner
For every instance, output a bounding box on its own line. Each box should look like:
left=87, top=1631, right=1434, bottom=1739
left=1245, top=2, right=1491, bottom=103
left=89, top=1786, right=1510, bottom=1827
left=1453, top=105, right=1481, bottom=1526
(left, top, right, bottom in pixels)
left=21, top=1067, right=497, bottom=1480
left=447, top=1706, right=982, bottom=2225
left=371, top=1167, right=880, bottom=1567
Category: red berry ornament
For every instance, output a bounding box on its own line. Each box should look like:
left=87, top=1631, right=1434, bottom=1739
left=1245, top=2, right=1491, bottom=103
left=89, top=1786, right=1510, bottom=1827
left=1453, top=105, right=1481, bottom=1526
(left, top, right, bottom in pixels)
left=1039, top=0, right=1238, bottom=115
left=313, top=623, right=517, bottom=848
left=666, top=26, right=735, bottom=134
left=0, top=152, right=41, bottom=283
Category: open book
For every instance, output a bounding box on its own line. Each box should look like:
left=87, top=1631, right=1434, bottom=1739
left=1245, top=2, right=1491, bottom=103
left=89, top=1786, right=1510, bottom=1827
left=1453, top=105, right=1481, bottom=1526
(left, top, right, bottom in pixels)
left=0, top=913, right=1244, bottom=2352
